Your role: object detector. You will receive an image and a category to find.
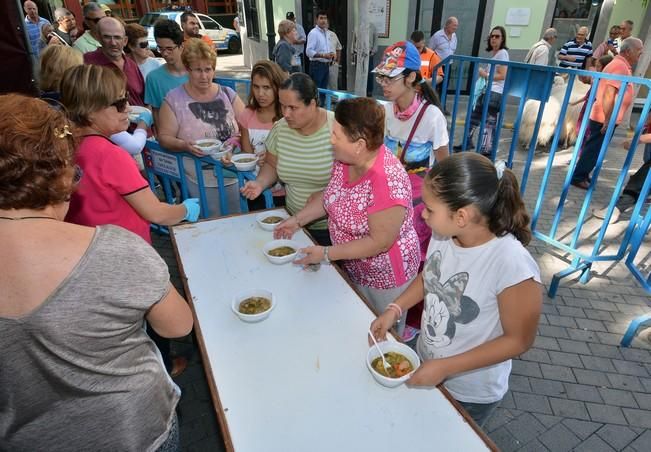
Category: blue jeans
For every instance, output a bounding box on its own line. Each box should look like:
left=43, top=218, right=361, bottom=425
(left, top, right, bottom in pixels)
left=309, top=61, right=330, bottom=89
left=572, top=120, right=615, bottom=184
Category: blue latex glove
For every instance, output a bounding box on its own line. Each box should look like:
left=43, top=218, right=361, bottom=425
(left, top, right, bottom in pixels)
left=182, top=198, right=200, bottom=222
left=136, top=109, right=154, bottom=128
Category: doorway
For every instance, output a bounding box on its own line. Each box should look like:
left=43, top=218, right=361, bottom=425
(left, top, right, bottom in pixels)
left=301, top=0, right=348, bottom=89
left=416, top=0, right=488, bottom=94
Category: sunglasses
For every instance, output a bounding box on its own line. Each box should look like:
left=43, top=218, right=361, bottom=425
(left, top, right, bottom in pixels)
left=137, top=41, right=149, bottom=49
left=85, top=17, right=102, bottom=24
left=110, top=97, right=129, bottom=113
left=490, top=34, right=502, bottom=39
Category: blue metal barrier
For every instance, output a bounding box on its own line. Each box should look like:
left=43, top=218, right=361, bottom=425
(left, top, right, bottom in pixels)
left=435, top=55, right=651, bottom=300
left=143, top=140, right=273, bottom=225
left=215, top=76, right=357, bottom=112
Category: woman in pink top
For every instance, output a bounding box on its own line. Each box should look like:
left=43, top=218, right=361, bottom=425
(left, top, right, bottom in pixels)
left=275, top=98, right=420, bottom=333
left=231, top=60, right=287, bottom=209
left=61, top=64, right=200, bottom=245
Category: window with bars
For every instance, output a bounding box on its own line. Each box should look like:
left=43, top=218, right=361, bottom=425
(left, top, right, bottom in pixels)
left=242, top=0, right=259, bottom=40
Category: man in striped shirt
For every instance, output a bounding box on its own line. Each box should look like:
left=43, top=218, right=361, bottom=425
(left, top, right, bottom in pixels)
left=558, top=26, right=593, bottom=69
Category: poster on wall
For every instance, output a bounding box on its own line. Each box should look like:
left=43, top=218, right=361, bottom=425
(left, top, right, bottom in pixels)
left=368, top=0, right=391, bottom=38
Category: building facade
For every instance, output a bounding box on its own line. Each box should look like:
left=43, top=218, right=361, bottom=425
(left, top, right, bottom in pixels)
left=239, top=0, right=648, bottom=93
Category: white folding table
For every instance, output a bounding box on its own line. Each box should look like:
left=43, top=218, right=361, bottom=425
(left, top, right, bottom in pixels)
left=170, top=210, right=496, bottom=452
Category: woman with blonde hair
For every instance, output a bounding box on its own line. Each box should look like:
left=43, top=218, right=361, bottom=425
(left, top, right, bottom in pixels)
left=158, top=38, right=246, bottom=217
left=38, top=45, right=82, bottom=101
left=38, top=47, right=153, bottom=158
left=0, top=93, right=192, bottom=450
left=272, top=19, right=300, bottom=73
left=60, top=64, right=200, bottom=243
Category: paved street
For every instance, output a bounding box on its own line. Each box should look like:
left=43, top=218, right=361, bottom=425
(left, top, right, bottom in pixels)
left=154, top=57, right=651, bottom=451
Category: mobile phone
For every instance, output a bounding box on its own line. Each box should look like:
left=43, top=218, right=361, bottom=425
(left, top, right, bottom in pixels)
left=607, top=39, right=614, bottom=45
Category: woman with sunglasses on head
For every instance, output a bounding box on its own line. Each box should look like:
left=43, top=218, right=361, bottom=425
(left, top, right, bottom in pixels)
left=60, top=64, right=200, bottom=244
left=454, top=26, right=509, bottom=156
left=0, top=93, right=192, bottom=451
left=158, top=38, right=246, bottom=217
left=125, top=23, right=163, bottom=80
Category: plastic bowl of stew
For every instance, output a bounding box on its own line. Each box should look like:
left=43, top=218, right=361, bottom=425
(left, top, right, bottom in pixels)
left=262, top=239, right=299, bottom=264
left=256, top=211, right=289, bottom=231
left=366, top=340, right=421, bottom=388
left=231, top=289, right=275, bottom=322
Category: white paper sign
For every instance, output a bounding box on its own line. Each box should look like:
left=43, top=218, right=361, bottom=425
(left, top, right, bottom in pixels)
left=368, top=0, right=390, bottom=38
left=150, top=149, right=181, bottom=179
left=505, top=8, right=531, bottom=26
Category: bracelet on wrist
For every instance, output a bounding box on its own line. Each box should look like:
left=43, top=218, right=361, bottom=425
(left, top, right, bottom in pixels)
left=386, top=303, right=403, bottom=318
left=323, top=246, right=331, bottom=264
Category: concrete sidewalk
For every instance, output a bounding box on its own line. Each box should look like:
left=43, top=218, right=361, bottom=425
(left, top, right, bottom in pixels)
left=155, top=61, right=651, bottom=450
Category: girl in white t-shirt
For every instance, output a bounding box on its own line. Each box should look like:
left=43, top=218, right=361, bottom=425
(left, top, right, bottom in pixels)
left=371, top=152, right=542, bottom=428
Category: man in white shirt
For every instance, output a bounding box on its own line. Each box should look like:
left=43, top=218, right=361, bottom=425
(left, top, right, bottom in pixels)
left=326, top=20, right=342, bottom=90
left=305, top=10, right=334, bottom=89
left=429, top=17, right=458, bottom=114
left=524, top=28, right=557, bottom=66
left=428, top=17, right=458, bottom=62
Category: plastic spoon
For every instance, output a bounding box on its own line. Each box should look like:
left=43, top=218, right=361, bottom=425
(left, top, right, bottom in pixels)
left=368, top=328, right=392, bottom=373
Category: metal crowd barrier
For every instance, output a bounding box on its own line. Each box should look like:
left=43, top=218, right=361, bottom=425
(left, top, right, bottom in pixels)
left=142, top=140, right=273, bottom=231
left=214, top=77, right=357, bottom=112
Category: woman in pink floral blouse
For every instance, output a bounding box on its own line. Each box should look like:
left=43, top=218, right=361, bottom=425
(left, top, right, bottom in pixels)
left=275, top=97, right=420, bottom=333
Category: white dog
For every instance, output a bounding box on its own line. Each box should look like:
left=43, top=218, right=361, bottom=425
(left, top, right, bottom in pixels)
left=519, top=75, right=591, bottom=150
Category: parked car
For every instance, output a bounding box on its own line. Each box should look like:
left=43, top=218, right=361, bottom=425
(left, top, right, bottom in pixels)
left=139, top=11, right=241, bottom=54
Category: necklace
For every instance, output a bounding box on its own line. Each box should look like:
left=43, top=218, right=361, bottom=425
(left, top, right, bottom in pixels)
left=0, top=216, right=58, bottom=221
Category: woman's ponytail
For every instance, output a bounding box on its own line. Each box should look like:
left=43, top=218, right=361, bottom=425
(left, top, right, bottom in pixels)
left=404, top=69, right=443, bottom=110
left=490, top=168, right=532, bottom=245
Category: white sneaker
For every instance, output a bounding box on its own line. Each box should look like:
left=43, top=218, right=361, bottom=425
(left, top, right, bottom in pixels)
left=593, top=206, right=621, bottom=224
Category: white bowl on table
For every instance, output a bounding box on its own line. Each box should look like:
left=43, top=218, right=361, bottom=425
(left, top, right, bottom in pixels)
left=256, top=211, right=289, bottom=231
left=231, top=289, right=275, bottom=323
left=231, top=153, right=258, bottom=171
left=262, top=239, right=299, bottom=264
left=366, top=340, right=421, bottom=388
left=128, top=105, right=150, bottom=122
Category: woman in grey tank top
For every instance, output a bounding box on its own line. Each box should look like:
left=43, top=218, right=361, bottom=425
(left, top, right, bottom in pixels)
left=0, top=94, right=193, bottom=451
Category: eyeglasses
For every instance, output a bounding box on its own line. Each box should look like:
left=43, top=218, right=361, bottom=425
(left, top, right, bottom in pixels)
left=157, top=45, right=179, bottom=53
left=375, top=75, right=404, bottom=87
left=138, top=41, right=149, bottom=49
left=490, top=34, right=502, bottom=39
left=85, top=17, right=102, bottom=24
left=110, top=97, right=129, bottom=113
